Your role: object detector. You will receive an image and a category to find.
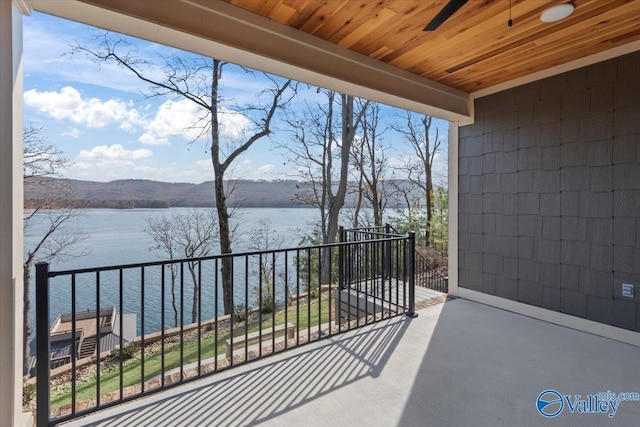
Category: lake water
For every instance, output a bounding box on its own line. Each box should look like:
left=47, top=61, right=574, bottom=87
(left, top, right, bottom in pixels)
left=25, top=207, right=319, bottom=269
left=25, top=207, right=321, bottom=334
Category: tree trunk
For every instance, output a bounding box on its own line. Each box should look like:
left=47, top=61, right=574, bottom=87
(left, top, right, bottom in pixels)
left=371, top=188, right=382, bottom=227
left=207, top=61, right=291, bottom=314
left=423, top=115, right=434, bottom=242
left=209, top=60, right=234, bottom=316
left=170, top=265, right=178, bottom=327
left=321, top=94, right=357, bottom=284
left=368, top=122, right=382, bottom=227
left=214, top=171, right=234, bottom=315
left=426, top=175, right=433, bottom=245
left=353, top=172, right=364, bottom=229
left=188, top=262, right=199, bottom=323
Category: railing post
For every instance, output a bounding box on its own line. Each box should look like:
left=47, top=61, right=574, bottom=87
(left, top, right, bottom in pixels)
left=406, top=232, right=418, bottom=318
left=338, top=226, right=345, bottom=290
left=36, top=262, right=50, bottom=427
left=384, top=224, right=391, bottom=284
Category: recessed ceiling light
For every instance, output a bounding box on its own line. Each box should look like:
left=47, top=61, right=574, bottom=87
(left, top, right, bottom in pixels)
left=540, top=3, right=575, bottom=23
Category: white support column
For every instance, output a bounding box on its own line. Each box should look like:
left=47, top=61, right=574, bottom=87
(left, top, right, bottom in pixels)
left=0, top=1, right=31, bottom=426
left=447, top=122, right=459, bottom=295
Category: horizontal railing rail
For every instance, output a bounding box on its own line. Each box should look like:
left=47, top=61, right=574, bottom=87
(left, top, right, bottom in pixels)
left=36, top=229, right=416, bottom=426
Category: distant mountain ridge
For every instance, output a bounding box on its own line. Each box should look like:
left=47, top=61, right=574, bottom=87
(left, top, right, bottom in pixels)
left=25, top=178, right=424, bottom=209
left=26, top=178, right=306, bottom=208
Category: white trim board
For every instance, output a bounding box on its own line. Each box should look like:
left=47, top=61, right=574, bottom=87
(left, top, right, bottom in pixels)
left=455, top=288, right=640, bottom=348
left=447, top=123, right=459, bottom=296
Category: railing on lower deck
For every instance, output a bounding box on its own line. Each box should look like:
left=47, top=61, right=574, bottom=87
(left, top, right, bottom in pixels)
left=35, top=230, right=416, bottom=426
left=414, top=250, right=448, bottom=293
left=346, top=224, right=448, bottom=294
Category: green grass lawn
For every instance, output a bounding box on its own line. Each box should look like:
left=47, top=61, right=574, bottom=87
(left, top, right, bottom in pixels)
left=51, top=296, right=332, bottom=409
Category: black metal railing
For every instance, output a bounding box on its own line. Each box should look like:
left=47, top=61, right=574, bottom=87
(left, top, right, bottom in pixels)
left=381, top=224, right=448, bottom=293
left=414, top=250, right=448, bottom=293
left=35, top=230, right=416, bottom=426
left=338, top=225, right=417, bottom=322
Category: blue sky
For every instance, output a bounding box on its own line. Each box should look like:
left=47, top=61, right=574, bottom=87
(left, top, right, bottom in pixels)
left=23, top=11, right=449, bottom=184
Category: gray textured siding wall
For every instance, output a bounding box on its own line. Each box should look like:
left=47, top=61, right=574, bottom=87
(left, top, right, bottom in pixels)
left=458, top=51, right=640, bottom=332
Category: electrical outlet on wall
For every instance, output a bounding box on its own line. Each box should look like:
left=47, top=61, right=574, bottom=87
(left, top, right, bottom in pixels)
left=622, top=283, right=635, bottom=299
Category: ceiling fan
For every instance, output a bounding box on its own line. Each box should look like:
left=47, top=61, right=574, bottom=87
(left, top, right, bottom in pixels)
left=423, top=0, right=469, bottom=31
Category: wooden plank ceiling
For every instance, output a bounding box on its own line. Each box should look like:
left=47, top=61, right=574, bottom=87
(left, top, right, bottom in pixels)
left=222, top=0, right=640, bottom=93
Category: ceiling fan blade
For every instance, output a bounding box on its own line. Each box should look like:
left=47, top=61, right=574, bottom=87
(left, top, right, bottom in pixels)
left=423, top=0, right=469, bottom=31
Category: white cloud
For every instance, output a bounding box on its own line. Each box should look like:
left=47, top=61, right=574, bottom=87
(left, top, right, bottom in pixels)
left=71, top=161, right=93, bottom=170
left=219, top=110, right=253, bottom=141
left=387, top=156, right=407, bottom=170
left=78, top=144, right=152, bottom=160
left=257, top=164, right=275, bottom=174
left=24, top=86, right=143, bottom=129
left=120, top=109, right=146, bottom=131
left=63, top=128, right=81, bottom=138
left=138, top=99, right=252, bottom=145
left=65, top=155, right=219, bottom=183
left=195, top=159, right=210, bottom=168
left=222, top=159, right=289, bottom=181
left=138, top=99, right=204, bottom=145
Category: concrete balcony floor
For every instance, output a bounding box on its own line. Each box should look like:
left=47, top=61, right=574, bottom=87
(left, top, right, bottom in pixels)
left=63, top=298, right=640, bottom=427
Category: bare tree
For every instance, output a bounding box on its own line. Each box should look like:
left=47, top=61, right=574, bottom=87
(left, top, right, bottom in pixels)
left=174, top=210, right=218, bottom=323
left=388, top=177, right=417, bottom=214
left=349, top=101, right=389, bottom=227
left=324, top=93, right=368, bottom=247
left=144, top=215, right=179, bottom=327
left=391, top=113, right=442, bottom=228
left=23, top=126, right=67, bottom=184
left=248, top=219, right=284, bottom=313
left=72, top=34, right=295, bottom=315
left=283, top=90, right=368, bottom=283
left=284, top=89, right=336, bottom=246
left=146, top=210, right=217, bottom=324
left=23, top=126, right=86, bottom=375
